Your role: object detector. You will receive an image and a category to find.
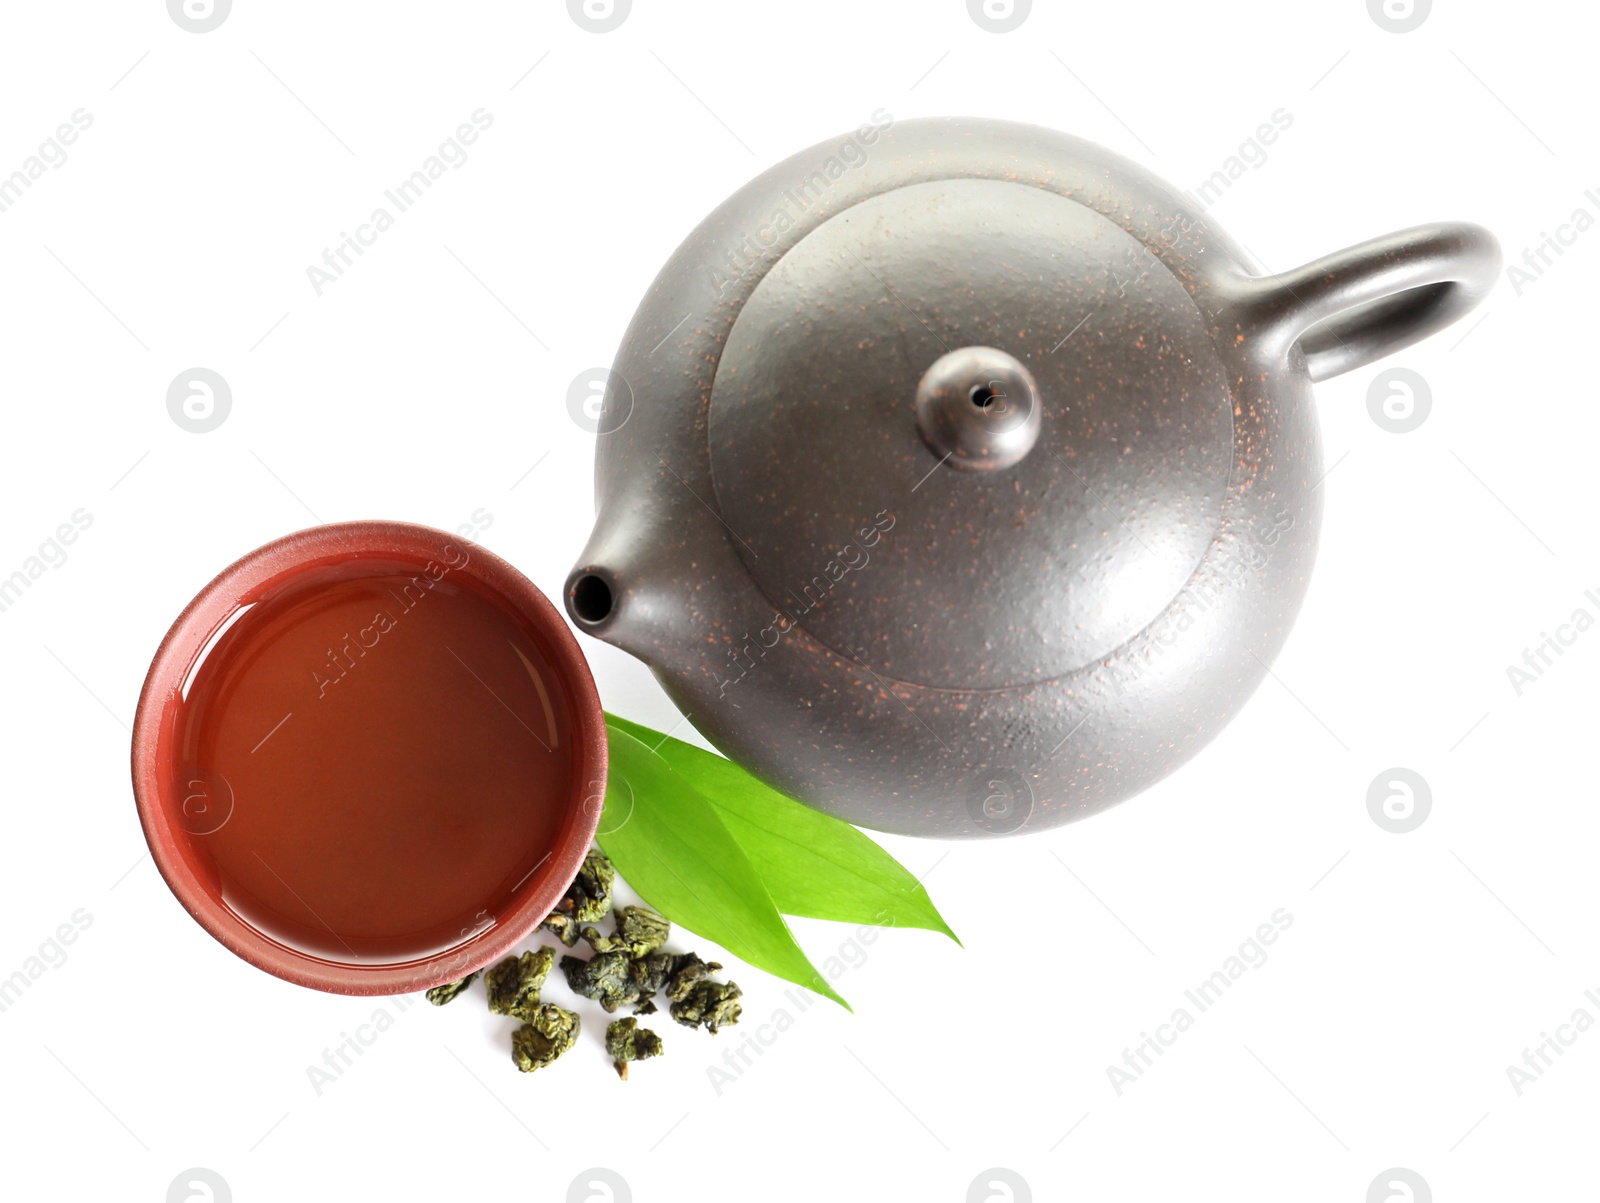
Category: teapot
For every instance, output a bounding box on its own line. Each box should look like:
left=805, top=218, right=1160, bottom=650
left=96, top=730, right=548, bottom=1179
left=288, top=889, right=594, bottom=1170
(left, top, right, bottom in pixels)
left=564, top=116, right=1498, bottom=837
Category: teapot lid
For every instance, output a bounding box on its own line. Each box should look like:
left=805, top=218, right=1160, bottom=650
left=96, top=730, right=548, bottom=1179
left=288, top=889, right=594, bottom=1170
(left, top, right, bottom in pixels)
left=708, top=177, right=1234, bottom=690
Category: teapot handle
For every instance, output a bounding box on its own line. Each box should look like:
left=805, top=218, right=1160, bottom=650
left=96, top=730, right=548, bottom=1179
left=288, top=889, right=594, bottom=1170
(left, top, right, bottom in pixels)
left=1234, top=222, right=1500, bottom=382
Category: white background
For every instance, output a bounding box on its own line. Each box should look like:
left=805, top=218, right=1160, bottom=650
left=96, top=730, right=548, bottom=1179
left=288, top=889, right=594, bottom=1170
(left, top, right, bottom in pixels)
left=0, top=1, right=1591, bottom=1199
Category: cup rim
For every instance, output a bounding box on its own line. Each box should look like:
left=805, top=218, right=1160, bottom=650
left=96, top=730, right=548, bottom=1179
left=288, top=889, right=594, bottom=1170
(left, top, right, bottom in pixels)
left=130, top=520, right=607, bottom=996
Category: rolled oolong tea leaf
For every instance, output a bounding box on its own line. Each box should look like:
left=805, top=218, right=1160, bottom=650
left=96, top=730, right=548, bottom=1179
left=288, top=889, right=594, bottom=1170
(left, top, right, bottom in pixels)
left=542, top=914, right=581, bottom=948
left=581, top=906, right=670, bottom=959
left=664, top=952, right=723, bottom=1003
left=605, top=1017, right=664, bottom=1080
left=511, top=1004, right=580, bottom=1073
left=485, top=947, right=555, bottom=1021
left=670, top=979, right=742, bottom=1034
left=569, top=848, right=617, bottom=922
left=628, top=950, right=680, bottom=1012
left=541, top=848, right=616, bottom=945
left=425, top=971, right=477, bottom=1006
left=561, top=950, right=645, bottom=1014
left=621, top=950, right=720, bottom=1016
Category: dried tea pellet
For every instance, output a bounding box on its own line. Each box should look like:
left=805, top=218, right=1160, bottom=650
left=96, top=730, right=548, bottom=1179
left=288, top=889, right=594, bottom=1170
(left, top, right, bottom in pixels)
left=605, top=1017, right=664, bottom=1080
left=581, top=905, right=670, bottom=959
left=561, top=950, right=645, bottom=1013
left=425, top=971, right=477, bottom=1006
left=541, top=849, right=615, bottom=945
left=485, top=947, right=555, bottom=1021
left=670, top=979, right=742, bottom=1034
left=511, top=1004, right=580, bottom=1073
left=542, top=914, right=581, bottom=947
left=664, top=952, right=722, bottom=1002
left=630, top=950, right=676, bottom=1005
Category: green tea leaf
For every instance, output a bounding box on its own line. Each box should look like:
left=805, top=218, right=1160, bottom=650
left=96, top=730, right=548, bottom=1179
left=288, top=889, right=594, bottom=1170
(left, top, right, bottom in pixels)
left=598, top=724, right=849, bottom=1009
left=606, top=713, right=958, bottom=944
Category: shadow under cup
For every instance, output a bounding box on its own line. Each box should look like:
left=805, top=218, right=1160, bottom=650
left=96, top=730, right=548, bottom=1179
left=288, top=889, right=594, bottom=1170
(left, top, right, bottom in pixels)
left=131, top=521, right=607, bottom=995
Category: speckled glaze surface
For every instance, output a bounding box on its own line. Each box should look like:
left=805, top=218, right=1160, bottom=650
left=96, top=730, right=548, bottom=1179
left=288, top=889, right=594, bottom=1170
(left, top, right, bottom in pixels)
left=566, top=116, right=1499, bottom=838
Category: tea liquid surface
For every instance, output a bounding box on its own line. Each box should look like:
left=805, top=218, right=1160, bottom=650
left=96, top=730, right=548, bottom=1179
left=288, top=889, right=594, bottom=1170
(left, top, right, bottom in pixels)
left=170, top=551, right=576, bottom=965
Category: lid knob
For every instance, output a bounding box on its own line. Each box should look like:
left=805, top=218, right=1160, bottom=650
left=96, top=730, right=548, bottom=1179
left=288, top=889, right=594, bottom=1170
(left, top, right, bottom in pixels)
left=913, top=346, right=1042, bottom=472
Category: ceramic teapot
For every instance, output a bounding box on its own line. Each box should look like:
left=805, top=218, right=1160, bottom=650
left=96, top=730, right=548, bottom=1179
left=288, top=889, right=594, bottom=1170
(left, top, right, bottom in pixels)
left=565, top=116, right=1498, bottom=837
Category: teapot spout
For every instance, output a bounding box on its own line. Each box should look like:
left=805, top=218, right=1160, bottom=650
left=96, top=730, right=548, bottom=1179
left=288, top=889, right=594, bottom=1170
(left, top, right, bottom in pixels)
left=563, top=513, right=683, bottom=665
left=566, top=566, right=619, bottom=630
